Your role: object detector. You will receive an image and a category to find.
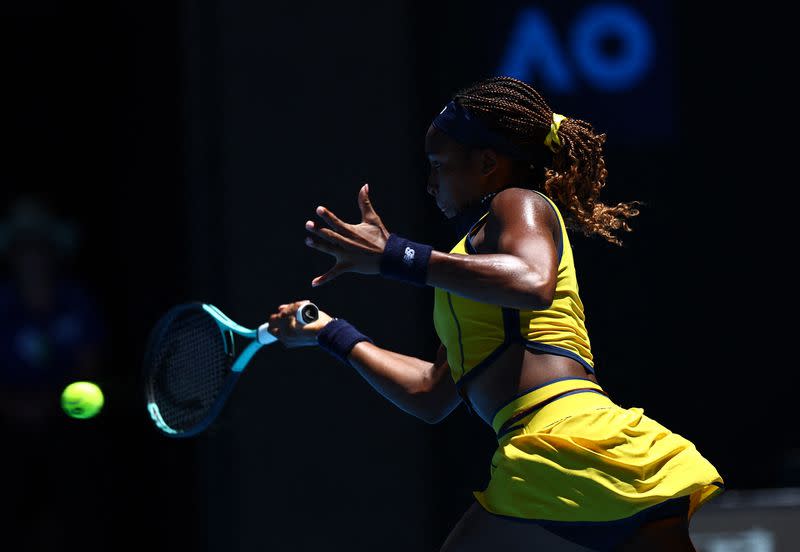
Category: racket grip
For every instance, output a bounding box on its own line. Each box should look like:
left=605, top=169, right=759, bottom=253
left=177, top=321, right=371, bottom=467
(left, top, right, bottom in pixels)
left=257, top=302, right=320, bottom=345
left=257, top=323, right=277, bottom=344
left=297, top=301, right=319, bottom=324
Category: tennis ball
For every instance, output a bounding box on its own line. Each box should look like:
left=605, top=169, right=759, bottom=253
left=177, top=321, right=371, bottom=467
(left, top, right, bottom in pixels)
left=61, top=381, right=104, bottom=419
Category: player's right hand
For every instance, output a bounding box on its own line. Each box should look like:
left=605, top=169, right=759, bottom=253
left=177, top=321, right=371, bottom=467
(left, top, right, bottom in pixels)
left=266, top=300, right=334, bottom=349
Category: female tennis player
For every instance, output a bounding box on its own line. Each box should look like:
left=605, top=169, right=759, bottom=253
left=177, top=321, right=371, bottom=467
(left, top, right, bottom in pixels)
left=267, top=76, right=724, bottom=551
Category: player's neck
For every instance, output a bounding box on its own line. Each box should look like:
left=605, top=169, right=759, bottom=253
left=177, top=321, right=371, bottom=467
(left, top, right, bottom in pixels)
left=447, top=190, right=499, bottom=239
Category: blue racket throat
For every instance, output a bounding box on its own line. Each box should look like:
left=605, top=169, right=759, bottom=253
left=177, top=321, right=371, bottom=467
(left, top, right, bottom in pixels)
left=202, top=303, right=267, bottom=372
left=202, top=303, right=259, bottom=337
left=143, top=301, right=319, bottom=438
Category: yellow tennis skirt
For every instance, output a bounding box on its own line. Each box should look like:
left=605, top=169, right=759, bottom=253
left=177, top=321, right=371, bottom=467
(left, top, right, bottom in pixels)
left=472, top=377, right=724, bottom=525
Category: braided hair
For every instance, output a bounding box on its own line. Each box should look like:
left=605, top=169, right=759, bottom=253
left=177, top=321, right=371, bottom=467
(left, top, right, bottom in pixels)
left=453, top=76, right=642, bottom=246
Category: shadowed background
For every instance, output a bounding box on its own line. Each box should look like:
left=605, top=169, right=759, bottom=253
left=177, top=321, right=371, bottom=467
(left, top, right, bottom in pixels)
left=1, top=2, right=790, bottom=551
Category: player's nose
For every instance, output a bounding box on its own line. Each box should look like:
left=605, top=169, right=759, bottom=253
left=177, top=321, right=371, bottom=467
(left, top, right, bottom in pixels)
left=427, top=174, right=437, bottom=197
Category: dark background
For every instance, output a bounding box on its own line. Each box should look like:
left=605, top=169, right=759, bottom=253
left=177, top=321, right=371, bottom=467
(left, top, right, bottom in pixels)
left=1, top=2, right=791, bottom=551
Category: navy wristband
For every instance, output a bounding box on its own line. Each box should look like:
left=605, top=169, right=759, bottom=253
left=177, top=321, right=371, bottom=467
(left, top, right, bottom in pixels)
left=379, top=234, right=433, bottom=287
left=317, top=318, right=374, bottom=365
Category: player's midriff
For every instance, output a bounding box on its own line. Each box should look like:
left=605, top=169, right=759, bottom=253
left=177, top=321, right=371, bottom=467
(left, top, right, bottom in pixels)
left=460, top=210, right=598, bottom=427
left=459, top=341, right=598, bottom=427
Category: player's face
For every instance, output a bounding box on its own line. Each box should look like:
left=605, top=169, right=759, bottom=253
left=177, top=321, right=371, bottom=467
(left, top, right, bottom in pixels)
left=425, top=125, right=483, bottom=219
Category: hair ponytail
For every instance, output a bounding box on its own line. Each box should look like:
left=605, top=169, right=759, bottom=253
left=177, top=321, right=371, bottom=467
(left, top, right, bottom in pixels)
left=454, top=76, right=642, bottom=246
left=542, top=114, right=642, bottom=245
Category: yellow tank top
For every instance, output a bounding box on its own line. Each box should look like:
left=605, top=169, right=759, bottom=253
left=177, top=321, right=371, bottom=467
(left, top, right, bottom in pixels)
left=432, top=189, right=594, bottom=393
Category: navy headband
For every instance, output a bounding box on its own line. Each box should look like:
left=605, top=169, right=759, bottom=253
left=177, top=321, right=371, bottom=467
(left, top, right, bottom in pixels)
left=431, top=100, right=528, bottom=159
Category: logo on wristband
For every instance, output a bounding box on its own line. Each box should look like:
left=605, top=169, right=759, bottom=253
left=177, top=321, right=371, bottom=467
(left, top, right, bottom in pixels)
left=403, top=246, right=416, bottom=265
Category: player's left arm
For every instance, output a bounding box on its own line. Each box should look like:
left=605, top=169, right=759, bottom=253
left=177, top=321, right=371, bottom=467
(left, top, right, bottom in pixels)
left=426, top=188, right=559, bottom=310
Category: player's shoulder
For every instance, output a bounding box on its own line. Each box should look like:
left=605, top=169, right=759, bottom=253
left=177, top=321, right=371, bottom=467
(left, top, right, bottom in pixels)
left=487, top=186, right=557, bottom=229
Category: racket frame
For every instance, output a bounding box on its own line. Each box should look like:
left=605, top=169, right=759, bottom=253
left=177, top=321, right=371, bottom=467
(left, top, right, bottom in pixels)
left=144, top=301, right=316, bottom=438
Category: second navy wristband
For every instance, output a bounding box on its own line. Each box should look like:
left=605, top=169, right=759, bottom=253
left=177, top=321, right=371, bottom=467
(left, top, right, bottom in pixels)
left=379, top=233, right=433, bottom=287
left=317, top=318, right=374, bottom=365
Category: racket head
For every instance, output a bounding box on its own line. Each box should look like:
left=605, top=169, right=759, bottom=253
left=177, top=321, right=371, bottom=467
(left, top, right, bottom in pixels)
left=143, top=302, right=248, bottom=438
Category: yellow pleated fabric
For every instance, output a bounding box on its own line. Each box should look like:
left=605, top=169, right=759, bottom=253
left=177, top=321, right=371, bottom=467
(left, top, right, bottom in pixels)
left=473, top=378, right=725, bottom=522
left=430, top=187, right=724, bottom=525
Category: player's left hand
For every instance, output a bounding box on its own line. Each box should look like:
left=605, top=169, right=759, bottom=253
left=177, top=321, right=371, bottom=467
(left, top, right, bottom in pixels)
left=304, top=183, right=389, bottom=287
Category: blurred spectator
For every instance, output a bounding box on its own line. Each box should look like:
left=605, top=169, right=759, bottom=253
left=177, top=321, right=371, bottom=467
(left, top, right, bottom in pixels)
left=0, top=197, right=107, bottom=550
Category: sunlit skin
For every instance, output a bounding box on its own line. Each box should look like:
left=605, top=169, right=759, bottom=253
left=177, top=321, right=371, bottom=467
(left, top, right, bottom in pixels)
left=269, top=123, right=595, bottom=425
left=264, top=125, right=692, bottom=551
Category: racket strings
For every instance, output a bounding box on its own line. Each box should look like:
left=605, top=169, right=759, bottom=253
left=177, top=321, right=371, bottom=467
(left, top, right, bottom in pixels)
left=148, top=308, right=233, bottom=432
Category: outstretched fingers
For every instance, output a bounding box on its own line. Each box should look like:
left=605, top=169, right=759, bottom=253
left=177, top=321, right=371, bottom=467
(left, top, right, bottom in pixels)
left=312, top=264, right=346, bottom=287
left=315, top=205, right=350, bottom=233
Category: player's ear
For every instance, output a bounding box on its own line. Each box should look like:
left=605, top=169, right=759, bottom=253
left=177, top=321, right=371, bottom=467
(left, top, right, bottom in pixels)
left=479, top=149, right=498, bottom=177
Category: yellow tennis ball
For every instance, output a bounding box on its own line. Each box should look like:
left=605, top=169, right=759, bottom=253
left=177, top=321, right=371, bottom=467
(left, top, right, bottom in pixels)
left=61, top=381, right=104, bottom=419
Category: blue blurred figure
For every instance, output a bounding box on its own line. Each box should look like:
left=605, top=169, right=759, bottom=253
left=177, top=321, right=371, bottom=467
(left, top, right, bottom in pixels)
left=0, top=197, right=107, bottom=550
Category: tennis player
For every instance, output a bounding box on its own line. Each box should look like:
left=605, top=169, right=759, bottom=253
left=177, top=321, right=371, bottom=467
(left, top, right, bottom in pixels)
left=268, top=76, right=724, bottom=551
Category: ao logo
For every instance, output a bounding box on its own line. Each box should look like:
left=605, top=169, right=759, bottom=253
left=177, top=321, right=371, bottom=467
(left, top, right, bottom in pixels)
left=498, top=4, right=654, bottom=93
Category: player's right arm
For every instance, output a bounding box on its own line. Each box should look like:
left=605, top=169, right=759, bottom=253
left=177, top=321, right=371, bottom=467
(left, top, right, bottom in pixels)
left=345, top=339, right=461, bottom=424
left=270, top=303, right=460, bottom=423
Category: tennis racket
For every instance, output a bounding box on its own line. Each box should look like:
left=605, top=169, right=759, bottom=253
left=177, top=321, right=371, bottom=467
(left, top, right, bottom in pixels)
left=143, top=301, right=319, bottom=438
